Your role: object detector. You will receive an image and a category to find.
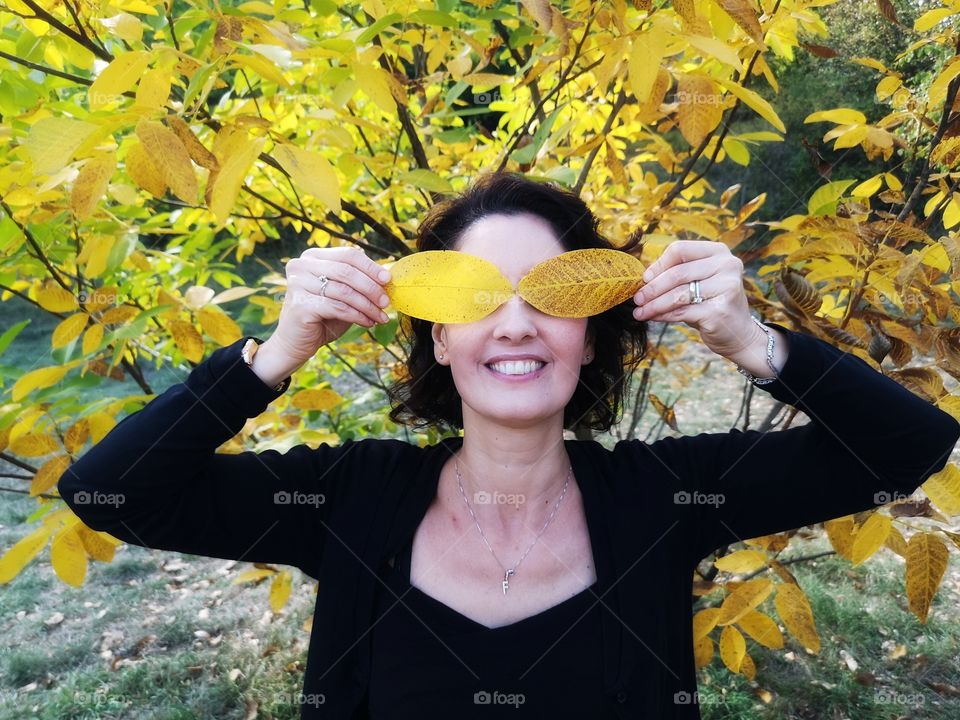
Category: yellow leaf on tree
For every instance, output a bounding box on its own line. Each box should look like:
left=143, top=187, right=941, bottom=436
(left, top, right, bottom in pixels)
left=905, top=532, right=949, bottom=624
left=82, top=323, right=104, bottom=356
left=0, top=525, right=52, bottom=584
left=31, top=455, right=71, bottom=496
left=273, top=144, right=341, bottom=212
left=850, top=512, right=892, bottom=565
left=385, top=250, right=514, bottom=323
left=354, top=63, right=395, bottom=112
left=291, top=388, right=344, bottom=411
left=12, top=366, right=72, bottom=402
left=713, top=549, right=768, bottom=573
left=269, top=569, right=293, bottom=612
left=37, top=282, right=78, bottom=313
left=921, top=463, right=960, bottom=516
left=9, top=432, right=60, bottom=457
left=736, top=610, right=784, bottom=649
left=25, top=116, right=99, bottom=174
left=135, top=118, right=197, bottom=202
left=197, top=306, right=242, bottom=346
left=88, top=50, right=152, bottom=110
left=717, top=577, right=773, bottom=625
left=233, top=567, right=276, bottom=584
left=716, top=77, right=786, bottom=133
left=692, top=607, right=720, bottom=639
left=70, top=153, right=116, bottom=219
left=125, top=140, right=167, bottom=198
left=87, top=412, right=116, bottom=443
left=824, top=516, right=855, bottom=560
left=205, top=127, right=265, bottom=223
left=628, top=31, right=666, bottom=104
left=518, top=249, right=646, bottom=317
left=52, top=313, right=89, bottom=349
left=51, top=524, right=88, bottom=587
left=719, top=624, right=746, bottom=672
left=677, top=74, right=724, bottom=147
left=77, top=525, right=119, bottom=562
left=64, top=419, right=91, bottom=453
left=170, top=319, right=204, bottom=363
left=774, top=582, right=820, bottom=652
left=135, top=66, right=172, bottom=109
left=693, top=635, right=713, bottom=669
left=804, top=108, right=866, bottom=125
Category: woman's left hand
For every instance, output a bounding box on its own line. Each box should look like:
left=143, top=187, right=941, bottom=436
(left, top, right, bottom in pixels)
left=632, top=239, right=762, bottom=359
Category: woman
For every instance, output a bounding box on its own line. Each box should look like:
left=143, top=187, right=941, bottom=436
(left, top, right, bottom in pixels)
left=60, top=172, right=960, bottom=719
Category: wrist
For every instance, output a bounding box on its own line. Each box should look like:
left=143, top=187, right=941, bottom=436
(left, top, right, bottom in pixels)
left=727, top=321, right=788, bottom=380
left=249, top=337, right=301, bottom=390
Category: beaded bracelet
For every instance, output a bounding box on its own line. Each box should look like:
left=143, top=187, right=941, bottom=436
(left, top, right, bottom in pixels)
left=735, top=315, right=780, bottom=385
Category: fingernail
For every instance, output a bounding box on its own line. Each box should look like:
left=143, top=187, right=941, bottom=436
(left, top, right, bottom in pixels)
left=380, top=311, right=389, bottom=322
left=379, top=294, right=389, bottom=307
left=379, top=270, right=391, bottom=282
left=643, top=269, right=652, bottom=282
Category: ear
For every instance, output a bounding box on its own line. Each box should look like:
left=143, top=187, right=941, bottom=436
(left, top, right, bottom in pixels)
left=431, top=322, right=446, bottom=361
left=583, top=322, right=595, bottom=364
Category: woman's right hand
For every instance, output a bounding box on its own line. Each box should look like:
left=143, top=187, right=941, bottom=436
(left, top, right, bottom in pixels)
left=252, top=247, right=392, bottom=386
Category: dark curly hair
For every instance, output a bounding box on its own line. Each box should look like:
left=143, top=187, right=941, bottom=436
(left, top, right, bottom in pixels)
left=385, top=171, right=649, bottom=435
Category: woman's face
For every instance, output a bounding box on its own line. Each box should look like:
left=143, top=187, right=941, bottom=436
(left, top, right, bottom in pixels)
left=431, top=212, right=594, bottom=430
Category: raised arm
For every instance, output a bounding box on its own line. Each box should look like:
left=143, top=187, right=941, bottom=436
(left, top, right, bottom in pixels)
left=642, top=322, right=960, bottom=565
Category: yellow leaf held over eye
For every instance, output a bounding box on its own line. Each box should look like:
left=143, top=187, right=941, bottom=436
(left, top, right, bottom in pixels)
left=518, top=249, right=646, bottom=317
left=385, top=251, right=514, bottom=323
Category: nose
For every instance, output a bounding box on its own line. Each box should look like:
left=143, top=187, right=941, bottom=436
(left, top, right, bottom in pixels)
left=490, top=294, right=539, bottom=341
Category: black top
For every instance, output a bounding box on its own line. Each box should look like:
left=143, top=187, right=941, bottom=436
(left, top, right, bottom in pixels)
left=58, top=322, right=960, bottom=719
left=368, top=539, right=611, bottom=717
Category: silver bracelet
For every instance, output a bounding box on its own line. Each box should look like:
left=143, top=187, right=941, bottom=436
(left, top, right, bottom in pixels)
left=735, top=315, right=780, bottom=385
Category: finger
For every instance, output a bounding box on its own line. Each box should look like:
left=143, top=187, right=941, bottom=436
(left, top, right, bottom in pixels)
left=634, top=273, right=722, bottom=321
left=643, top=240, right=726, bottom=283
left=301, top=257, right=391, bottom=314
left=304, top=246, right=392, bottom=286
left=294, top=290, right=379, bottom=328
left=299, top=274, right=388, bottom=325
left=635, top=255, right=724, bottom=307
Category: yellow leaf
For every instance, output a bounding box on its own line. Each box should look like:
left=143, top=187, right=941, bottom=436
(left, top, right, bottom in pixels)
left=135, top=118, right=197, bottom=202
left=518, top=249, right=647, bottom=317
left=205, top=128, right=265, bottom=223
left=77, top=526, right=119, bottom=562
left=51, top=524, right=88, bottom=587
left=716, top=77, right=785, bottom=133
left=693, top=635, right=713, bottom=669
left=88, top=50, right=152, bottom=110
left=774, top=582, right=820, bottom=652
left=82, top=323, right=104, bottom=356
left=677, top=74, right=724, bottom=147
left=922, top=463, right=960, bottom=516
left=110, top=0, right=159, bottom=16
left=713, top=549, right=768, bottom=573
left=851, top=512, right=892, bottom=565
left=52, top=313, right=89, bottom=349
left=930, top=59, right=960, bottom=106
left=354, top=63, right=394, bottom=112
left=851, top=175, right=882, bottom=198
left=915, top=7, right=954, bottom=32
left=25, top=117, right=99, bottom=174
left=273, top=144, right=341, bottom=212
left=905, top=532, right=949, bottom=624
left=37, top=282, right=78, bottom=313
left=64, top=419, right=90, bottom=453
left=167, top=116, right=218, bottom=170
left=693, top=607, right=720, bottom=639
left=170, top=319, right=204, bottom=363
left=717, top=578, right=773, bottom=625
left=197, top=306, right=242, bottom=346
left=12, top=366, right=72, bottom=402
left=685, top=33, right=743, bottom=71
left=804, top=108, right=867, bottom=125
left=71, top=153, right=117, bottom=219
left=87, top=412, right=116, bottom=443
left=0, top=525, right=52, bottom=584
left=736, top=610, right=784, bottom=649
left=135, top=67, right=172, bottom=109
left=385, top=250, right=515, bottom=323
left=876, top=75, right=901, bottom=101
left=740, top=652, right=756, bottom=680
left=9, top=432, right=60, bottom=457
left=269, top=570, right=293, bottom=612
left=125, top=140, right=167, bottom=198
left=628, top=32, right=666, bottom=103
left=291, top=388, right=344, bottom=411
left=233, top=567, right=276, bottom=584
left=715, top=0, right=766, bottom=46
left=231, top=54, right=291, bottom=88
left=719, top=625, right=746, bottom=672
left=98, top=11, right=143, bottom=42
left=31, top=455, right=71, bottom=496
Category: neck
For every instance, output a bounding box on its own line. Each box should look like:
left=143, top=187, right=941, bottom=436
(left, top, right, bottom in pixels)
left=446, top=424, right=573, bottom=537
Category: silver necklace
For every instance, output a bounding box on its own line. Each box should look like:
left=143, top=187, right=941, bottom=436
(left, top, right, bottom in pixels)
left=455, top=456, right=571, bottom=595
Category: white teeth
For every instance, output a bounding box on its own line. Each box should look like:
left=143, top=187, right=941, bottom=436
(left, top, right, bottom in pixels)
left=487, top=360, right=545, bottom=375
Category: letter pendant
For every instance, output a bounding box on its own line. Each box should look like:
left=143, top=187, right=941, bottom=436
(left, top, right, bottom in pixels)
left=502, top=569, right=514, bottom=595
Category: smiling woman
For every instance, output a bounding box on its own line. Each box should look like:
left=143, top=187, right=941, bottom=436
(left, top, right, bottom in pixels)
left=59, top=171, right=960, bottom=720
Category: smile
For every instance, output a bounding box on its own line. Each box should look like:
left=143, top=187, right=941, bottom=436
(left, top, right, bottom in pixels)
left=484, top=360, right=547, bottom=380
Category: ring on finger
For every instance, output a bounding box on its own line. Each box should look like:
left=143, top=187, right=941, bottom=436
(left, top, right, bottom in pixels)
left=689, top=279, right=704, bottom=305
left=318, top=274, right=329, bottom=298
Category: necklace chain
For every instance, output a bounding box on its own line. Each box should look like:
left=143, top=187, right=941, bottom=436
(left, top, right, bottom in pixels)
left=455, top=455, right=571, bottom=595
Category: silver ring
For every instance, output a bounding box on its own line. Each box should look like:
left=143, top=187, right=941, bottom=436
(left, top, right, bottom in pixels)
left=689, top=279, right=703, bottom=304
left=318, top=274, right=329, bottom=298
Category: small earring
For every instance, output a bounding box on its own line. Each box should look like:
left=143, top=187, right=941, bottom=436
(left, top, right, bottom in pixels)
left=439, top=353, right=445, bottom=360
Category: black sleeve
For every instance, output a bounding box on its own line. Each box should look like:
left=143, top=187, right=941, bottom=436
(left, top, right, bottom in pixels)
left=57, top=336, right=377, bottom=579
left=641, top=322, right=960, bottom=564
